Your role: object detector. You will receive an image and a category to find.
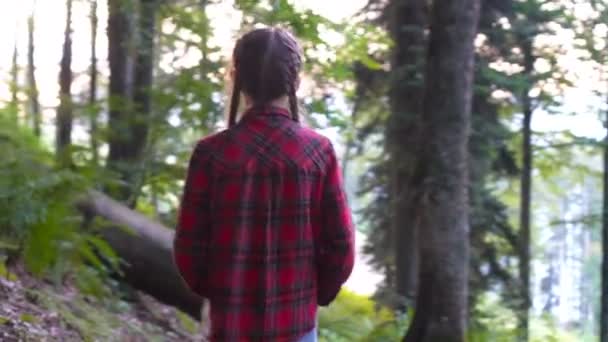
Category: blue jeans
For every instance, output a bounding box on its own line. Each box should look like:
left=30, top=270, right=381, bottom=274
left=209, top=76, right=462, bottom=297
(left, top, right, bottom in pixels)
left=297, top=327, right=317, bottom=342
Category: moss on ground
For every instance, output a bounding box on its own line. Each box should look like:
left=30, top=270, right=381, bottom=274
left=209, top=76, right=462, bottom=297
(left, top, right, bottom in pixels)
left=0, top=265, right=202, bottom=341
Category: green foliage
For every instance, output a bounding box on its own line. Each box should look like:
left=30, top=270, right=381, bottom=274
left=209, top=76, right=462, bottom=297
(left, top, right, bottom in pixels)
left=0, top=110, right=117, bottom=296
left=0, top=261, right=18, bottom=281
left=0, top=0, right=602, bottom=339
left=19, top=313, right=38, bottom=324
left=469, top=293, right=589, bottom=341
left=136, top=0, right=386, bottom=216
left=236, top=0, right=327, bottom=44
left=0, top=112, right=79, bottom=255
left=529, top=315, right=584, bottom=342
left=318, top=289, right=407, bottom=342
left=469, top=293, right=519, bottom=341
left=176, top=311, right=199, bottom=335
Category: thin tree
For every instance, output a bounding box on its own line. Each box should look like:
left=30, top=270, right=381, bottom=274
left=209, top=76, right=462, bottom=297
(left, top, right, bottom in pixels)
left=507, top=2, right=567, bottom=336
left=517, top=36, right=534, bottom=340
left=57, top=0, right=74, bottom=166
left=90, top=0, right=99, bottom=164
left=10, top=37, right=19, bottom=121
left=128, top=0, right=158, bottom=205
left=199, top=0, right=208, bottom=78
left=27, top=11, right=41, bottom=137
left=403, top=0, right=481, bottom=341
left=601, top=27, right=608, bottom=342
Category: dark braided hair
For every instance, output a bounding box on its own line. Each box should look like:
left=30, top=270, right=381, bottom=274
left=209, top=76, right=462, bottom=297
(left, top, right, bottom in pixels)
left=228, top=27, right=303, bottom=127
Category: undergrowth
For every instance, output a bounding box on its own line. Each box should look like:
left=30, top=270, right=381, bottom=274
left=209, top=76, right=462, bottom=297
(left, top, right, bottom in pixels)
left=0, top=110, right=118, bottom=297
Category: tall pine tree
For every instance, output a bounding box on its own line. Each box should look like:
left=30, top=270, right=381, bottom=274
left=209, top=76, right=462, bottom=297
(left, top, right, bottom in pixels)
left=386, top=0, right=428, bottom=310
left=403, top=0, right=481, bottom=340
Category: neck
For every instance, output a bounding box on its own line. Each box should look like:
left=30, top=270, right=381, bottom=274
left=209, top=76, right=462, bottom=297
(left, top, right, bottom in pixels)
left=244, top=96, right=290, bottom=111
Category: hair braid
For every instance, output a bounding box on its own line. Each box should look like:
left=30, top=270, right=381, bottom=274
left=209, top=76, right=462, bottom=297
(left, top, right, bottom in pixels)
left=228, top=75, right=241, bottom=127
left=285, top=57, right=300, bottom=122
left=288, top=82, right=299, bottom=122
left=280, top=32, right=302, bottom=122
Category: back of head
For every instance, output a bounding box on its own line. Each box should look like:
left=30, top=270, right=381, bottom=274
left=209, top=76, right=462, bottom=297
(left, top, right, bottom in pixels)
left=228, top=27, right=303, bottom=127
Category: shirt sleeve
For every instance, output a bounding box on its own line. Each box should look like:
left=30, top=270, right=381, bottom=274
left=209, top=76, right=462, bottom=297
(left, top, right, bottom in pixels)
left=317, top=140, right=355, bottom=306
left=173, top=141, right=211, bottom=298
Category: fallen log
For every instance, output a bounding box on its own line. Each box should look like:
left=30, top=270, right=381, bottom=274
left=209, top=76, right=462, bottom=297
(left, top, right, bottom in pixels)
left=77, top=190, right=202, bottom=320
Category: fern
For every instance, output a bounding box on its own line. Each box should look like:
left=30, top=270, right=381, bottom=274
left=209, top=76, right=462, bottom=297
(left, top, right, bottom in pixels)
left=0, top=111, right=117, bottom=296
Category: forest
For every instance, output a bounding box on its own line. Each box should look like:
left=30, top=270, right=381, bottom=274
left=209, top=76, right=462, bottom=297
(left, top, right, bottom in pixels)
left=0, top=0, right=607, bottom=341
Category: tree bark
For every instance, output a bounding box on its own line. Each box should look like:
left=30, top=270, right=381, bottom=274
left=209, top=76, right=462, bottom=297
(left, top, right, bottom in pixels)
left=77, top=190, right=203, bottom=320
left=600, top=57, right=608, bottom=342
left=106, top=0, right=135, bottom=202
left=387, top=0, right=429, bottom=310
left=107, top=0, right=157, bottom=205
left=90, top=0, right=100, bottom=164
left=518, top=38, right=534, bottom=342
left=56, top=0, right=74, bottom=166
left=134, top=0, right=157, bottom=128
left=27, top=13, right=41, bottom=137
left=127, top=0, right=159, bottom=205
left=403, top=1, right=480, bottom=341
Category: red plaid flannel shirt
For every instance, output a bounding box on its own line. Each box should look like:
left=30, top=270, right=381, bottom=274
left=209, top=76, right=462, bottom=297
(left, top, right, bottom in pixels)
left=173, top=106, right=355, bottom=341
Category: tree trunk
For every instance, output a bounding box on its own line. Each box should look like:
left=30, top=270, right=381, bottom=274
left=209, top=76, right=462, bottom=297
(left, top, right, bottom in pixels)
left=128, top=0, right=159, bottom=205
left=10, top=39, right=19, bottom=121
left=518, top=38, right=534, bottom=342
left=90, top=0, right=99, bottom=164
left=199, top=0, right=209, bottom=78
left=600, top=67, right=608, bottom=342
left=106, top=0, right=135, bottom=202
left=27, top=13, right=41, bottom=137
left=107, top=0, right=157, bottom=205
left=387, top=0, right=428, bottom=310
left=77, top=190, right=203, bottom=320
left=403, top=0, right=480, bottom=341
left=56, top=0, right=74, bottom=166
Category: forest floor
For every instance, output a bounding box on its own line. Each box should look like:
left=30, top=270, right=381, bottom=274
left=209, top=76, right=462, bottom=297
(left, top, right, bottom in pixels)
left=0, top=263, right=203, bottom=341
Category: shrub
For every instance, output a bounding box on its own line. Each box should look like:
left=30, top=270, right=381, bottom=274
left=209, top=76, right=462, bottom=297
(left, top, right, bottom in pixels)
left=0, top=111, right=118, bottom=296
left=318, top=289, right=408, bottom=341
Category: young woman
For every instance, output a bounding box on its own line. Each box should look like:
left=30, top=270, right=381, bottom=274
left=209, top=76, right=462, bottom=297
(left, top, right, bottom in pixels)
left=173, top=27, right=355, bottom=342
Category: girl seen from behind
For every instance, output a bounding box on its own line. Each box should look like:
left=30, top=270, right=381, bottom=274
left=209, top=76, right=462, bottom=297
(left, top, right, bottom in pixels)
left=173, top=27, right=355, bottom=342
